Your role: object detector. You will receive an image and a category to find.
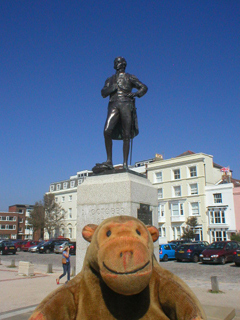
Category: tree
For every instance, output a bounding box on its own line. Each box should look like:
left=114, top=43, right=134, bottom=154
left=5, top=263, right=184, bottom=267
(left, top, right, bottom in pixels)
left=27, top=201, right=45, bottom=240
left=181, top=216, right=198, bottom=240
left=44, top=193, right=66, bottom=239
left=231, top=233, right=240, bottom=242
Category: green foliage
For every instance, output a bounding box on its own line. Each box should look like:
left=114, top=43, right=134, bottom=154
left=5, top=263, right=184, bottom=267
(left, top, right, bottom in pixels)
left=230, top=233, right=240, bottom=242
left=181, top=216, right=198, bottom=240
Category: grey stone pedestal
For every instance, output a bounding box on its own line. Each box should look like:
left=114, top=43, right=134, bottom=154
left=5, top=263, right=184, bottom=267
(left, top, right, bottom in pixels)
left=76, top=171, right=158, bottom=273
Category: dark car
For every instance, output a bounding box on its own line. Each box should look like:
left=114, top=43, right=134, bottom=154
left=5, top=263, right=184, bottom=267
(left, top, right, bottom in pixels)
left=200, top=241, right=239, bottom=264
left=21, top=241, right=40, bottom=252
left=39, top=238, right=69, bottom=253
left=175, top=243, right=208, bottom=263
left=28, top=241, right=46, bottom=253
left=69, top=242, right=76, bottom=255
left=0, top=241, right=17, bottom=255
left=233, top=248, right=240, bottom=267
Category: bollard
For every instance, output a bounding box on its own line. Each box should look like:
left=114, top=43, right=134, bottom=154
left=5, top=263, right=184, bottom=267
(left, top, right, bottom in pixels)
left=71, top=266, right=76, bottom=277
left=211, top=276, right=219, bottom=292
left=11, top=259, right=16, bottom=267
left=47, top=264, right=53, bottom=273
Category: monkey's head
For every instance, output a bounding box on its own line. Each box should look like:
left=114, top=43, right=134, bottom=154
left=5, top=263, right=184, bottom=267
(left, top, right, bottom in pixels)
left=82, top=215, right=159, bottom=295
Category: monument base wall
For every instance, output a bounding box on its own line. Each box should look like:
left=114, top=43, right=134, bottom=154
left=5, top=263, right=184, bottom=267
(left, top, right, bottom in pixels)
left=76, top=171, right=158, bottom=273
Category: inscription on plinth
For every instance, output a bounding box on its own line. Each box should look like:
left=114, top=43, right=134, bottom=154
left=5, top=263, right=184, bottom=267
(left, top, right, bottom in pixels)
left=137, top=204, right=152, bottom=225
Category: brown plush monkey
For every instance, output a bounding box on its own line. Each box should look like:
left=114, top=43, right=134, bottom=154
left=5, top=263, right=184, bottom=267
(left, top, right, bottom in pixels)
left=29, top=216, right=206, bottom=320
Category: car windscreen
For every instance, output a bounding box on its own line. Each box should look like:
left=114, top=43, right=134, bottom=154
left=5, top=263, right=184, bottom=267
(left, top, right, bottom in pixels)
left=208, top=242, right=225, bottom=249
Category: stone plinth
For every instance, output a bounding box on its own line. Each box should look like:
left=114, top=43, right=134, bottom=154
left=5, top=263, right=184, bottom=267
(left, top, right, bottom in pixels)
left=76, top=171, right=158, bottom=273
left=18, top=261, right=34, bottom=276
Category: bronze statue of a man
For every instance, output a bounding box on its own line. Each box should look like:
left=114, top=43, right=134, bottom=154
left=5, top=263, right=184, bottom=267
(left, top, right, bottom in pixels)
left=100, top=57, right=148, bottom=170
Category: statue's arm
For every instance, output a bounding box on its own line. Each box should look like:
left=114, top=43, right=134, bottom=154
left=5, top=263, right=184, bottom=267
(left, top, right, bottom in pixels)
left=130, top=74, right=148, bottom=98
left=101, top=77, right=118, bottom=98
left=154, top=266, right=206, bottom=320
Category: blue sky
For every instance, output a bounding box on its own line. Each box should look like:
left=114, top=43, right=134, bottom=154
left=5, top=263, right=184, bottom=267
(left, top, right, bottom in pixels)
left=1, top=1, right=239, bottom=211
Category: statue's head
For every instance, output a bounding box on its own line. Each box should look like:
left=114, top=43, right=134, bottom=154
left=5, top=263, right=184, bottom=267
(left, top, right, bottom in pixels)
left=114, top=57, right=127, bottom=71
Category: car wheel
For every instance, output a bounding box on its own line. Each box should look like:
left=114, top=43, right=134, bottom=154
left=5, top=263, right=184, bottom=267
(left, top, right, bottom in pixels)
left=46, top=249, right=50, bottom=254
left=163, top=254, right=168, bottom=262
left=13, top=252, right=16, bottom=255
left=177, top=259, right=182, bottom=262
left=220, top=256, right=226, bottom=265
left=235, top=262, right=240, bottom=267
left=193, top=254, right=199, bottom=263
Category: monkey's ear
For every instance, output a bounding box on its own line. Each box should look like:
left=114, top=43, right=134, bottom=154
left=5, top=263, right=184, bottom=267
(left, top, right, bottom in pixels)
left=82, top=224, right=98, bottom=242
left=146, top=226, right=159, bottom=242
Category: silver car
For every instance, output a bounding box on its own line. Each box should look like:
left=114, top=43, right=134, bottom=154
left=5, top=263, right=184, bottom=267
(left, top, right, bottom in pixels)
left=54, top=241, right=69, bottom=254
left=28, top=241, right=45, bottom=253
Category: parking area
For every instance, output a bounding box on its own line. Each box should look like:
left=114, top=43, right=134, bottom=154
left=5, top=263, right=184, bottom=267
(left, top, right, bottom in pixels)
left=0, top=251, right=239, bottom=290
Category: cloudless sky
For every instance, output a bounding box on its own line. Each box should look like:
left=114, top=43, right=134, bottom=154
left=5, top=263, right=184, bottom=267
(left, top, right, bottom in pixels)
left=1, top=1, right=239, bottom=211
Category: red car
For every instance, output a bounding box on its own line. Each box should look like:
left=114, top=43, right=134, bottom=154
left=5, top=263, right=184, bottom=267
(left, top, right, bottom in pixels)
left=21, top=241, right=40, bottom=252
left=200, top=241, right=239, bottom=264
left=14, top=240, right=27, bottom=252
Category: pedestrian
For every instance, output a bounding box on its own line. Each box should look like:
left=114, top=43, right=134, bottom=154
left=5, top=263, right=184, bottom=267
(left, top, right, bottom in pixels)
left=56, top=245, right=70, bottom=284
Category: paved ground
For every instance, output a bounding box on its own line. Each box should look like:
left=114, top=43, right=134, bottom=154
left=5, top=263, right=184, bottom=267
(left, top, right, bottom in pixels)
left=0, top=253, right=239, bottom=319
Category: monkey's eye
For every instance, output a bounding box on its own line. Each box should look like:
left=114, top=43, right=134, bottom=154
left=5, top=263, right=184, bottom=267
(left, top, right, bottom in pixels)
left=136, top=229, right=141, bottom=236
left=106, top=230, right=111, bottom=237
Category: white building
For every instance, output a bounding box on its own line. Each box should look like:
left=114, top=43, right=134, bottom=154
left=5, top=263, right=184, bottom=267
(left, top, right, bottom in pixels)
left=147, top=151, right=225, bottom=243
left=48, top=170, right=90, bottom=240
left=205, top=182, right=236, bottom=242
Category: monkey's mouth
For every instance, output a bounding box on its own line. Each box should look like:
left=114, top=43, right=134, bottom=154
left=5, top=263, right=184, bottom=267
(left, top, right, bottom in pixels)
left=102, top=261, right=150, bottom=275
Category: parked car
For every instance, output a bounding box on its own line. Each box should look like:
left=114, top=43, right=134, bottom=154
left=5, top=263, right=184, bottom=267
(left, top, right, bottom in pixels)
left=0, top=240, right=17, bottom=255
left=21, top=241, right=40, bottom=252
left=192, top=241, right=209, bottom=247
left=175, top=243, right=208, bottom=262
left=159, top=244, right=176, bottom=261
left=14, top=240, right=27, bottom=252
left=54, top=241, right=69, bottom=254
left=69, top=242, right=76, bottom=255
left=28, top=241, right=46, bottom=253
left=39, top=238, right=69, bottom=253
left=233, top=248, right=240, bottom=267
left=200, top=241, right=239, bottom=264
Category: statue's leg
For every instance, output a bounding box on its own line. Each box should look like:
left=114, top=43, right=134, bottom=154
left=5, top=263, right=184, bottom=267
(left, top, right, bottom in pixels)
left=104, top=106, right=119, bottom=165
left=120, top=103, right=132, bottom=169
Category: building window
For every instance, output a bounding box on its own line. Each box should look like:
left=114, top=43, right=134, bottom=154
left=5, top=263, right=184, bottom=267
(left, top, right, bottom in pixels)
left=69, top=228, right=72, bottom=238
left=190, top=183, right=198, bottom=195
left=70, top=181, right=75, bottom=188
left=50, top=185, right=55, bottom=192
left=8, top=225, right=14, bottom=230
left=55, top=197, right=58, bottom=202
left=69, top=208, right=72, bottom=219
left=174, top=186, right=181, bottom=197
left=173, top=169, right=180, bottom=180
left=158, top=188, right=163, bottom=199
left=69, top=195, right=72, bottom=202
left=158, top=204, right=165, bottom=217
left=191, top=202, right=199, bottom=215
left=171, top=203, right=184, bottom=216
left=1, top=216, right=6, bottom=221
left=214, top=193, right=222, bottom=203
left=189, top=166, right=197, bottom=177
left=159, top=226, right=166, bottom=237
left=211, top=230, right=227, bottom=242
left=78, top=179, right=83, bottom=185
left=0, top=225, right=6, bottom=229
left=57, top=184, right=61, bottom=191
left=155, top=172, right=162, bottom=183
left=8, top=216, right=14, bottom=221
left=62, top=196, right=65, bottom=203
left=63, top=182, right=68, bottom=189
left=209, top=209, right=226, bottom=224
